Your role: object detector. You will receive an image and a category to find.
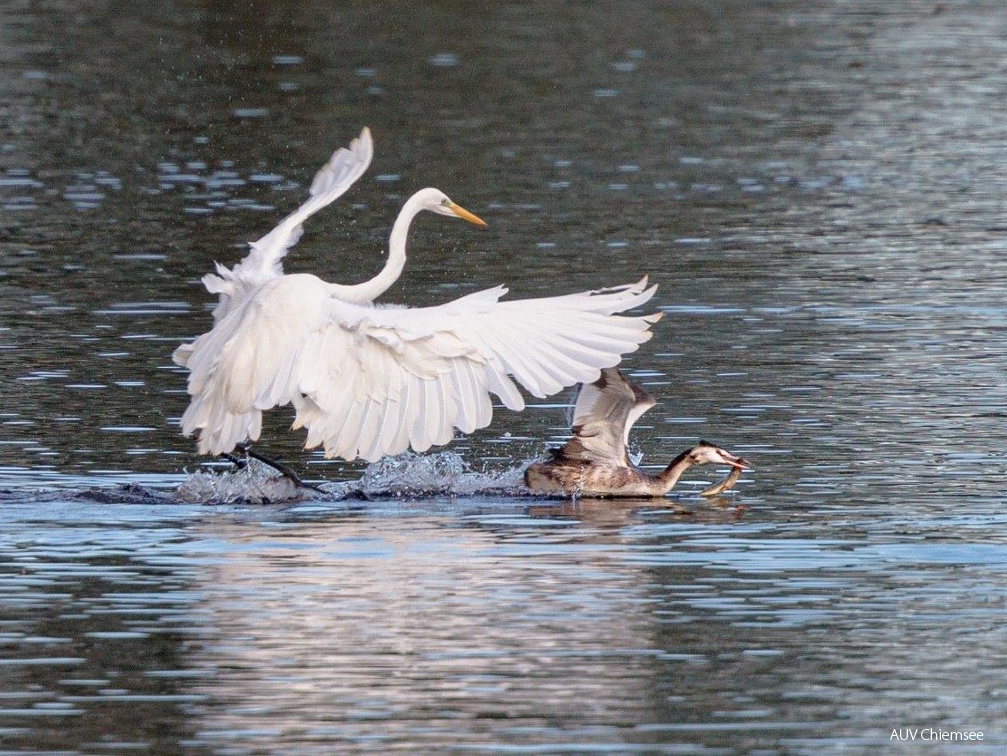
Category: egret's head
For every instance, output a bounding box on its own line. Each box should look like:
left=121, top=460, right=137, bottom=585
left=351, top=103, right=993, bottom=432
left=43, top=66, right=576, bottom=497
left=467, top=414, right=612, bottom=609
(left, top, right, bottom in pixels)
left=690, top=441, right=751, bottom=470
left=417, top=188, right=487, bottom=228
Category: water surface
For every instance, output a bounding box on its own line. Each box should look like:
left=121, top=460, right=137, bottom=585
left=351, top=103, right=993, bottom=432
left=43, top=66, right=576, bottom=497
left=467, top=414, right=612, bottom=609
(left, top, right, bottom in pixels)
left=2, top=0, right=1006, bottom=751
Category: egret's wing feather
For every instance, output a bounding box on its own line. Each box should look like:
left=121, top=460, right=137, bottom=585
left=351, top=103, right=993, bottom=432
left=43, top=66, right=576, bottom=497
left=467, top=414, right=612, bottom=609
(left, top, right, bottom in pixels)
left=558, top=367, right=656, bottom=465
left=448, top=278, right=661, bottom=400
left=177, top=277, right=661, bottom=462
left=243, top=127, right=374, bottom=276
left=176, top=274, right=331, bottom=455
left=197, top=128, right=374, bottom=322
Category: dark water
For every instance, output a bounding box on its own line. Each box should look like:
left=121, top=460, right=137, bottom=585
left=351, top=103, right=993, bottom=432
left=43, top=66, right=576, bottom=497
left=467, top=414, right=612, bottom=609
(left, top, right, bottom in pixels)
left=3, top=0, right=1007, bottom=751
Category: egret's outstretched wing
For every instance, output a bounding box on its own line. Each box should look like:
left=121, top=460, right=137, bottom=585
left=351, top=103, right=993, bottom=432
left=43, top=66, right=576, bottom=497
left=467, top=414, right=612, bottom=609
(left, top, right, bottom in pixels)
left=200, top=127, right=374, bottom=321
left=177, top=276, right=661, bottom=462
left=556, top=367, right=656, bottom=465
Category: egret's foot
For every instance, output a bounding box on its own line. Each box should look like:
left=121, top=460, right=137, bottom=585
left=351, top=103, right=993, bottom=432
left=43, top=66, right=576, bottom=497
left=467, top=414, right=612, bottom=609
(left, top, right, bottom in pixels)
left=227, top=443, right=328, bottom=494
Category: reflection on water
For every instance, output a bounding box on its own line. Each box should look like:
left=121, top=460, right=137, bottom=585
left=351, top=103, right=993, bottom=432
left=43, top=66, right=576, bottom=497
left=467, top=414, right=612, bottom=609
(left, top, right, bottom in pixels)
left=0, top=499, right=206, bottom=751
left=185, top=515, right=667, bottom=751
left=3, top=0, right=1007, bottom=751
left=3, top=497, right=1006, bottom=751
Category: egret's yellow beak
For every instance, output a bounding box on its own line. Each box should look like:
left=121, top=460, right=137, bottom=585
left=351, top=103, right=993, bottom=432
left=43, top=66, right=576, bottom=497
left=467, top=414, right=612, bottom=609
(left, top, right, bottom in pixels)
left=448, top=202, right=487, bottom=228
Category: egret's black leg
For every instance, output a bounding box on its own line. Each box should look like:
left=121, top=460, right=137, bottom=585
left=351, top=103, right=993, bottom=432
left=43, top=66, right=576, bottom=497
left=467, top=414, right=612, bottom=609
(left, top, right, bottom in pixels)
left=222, top=451, right=248, bottom=470
left=229, top=443, right=328, bottom=494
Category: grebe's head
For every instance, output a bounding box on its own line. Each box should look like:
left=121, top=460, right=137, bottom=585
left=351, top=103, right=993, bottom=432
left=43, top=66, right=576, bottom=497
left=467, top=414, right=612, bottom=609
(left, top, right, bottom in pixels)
left=689, top=441, right=751, bottom=470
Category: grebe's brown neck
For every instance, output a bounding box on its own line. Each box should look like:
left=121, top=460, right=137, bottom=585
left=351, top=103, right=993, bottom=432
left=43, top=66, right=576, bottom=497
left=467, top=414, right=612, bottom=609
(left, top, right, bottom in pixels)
left=655, top=448, right=698, bottom=494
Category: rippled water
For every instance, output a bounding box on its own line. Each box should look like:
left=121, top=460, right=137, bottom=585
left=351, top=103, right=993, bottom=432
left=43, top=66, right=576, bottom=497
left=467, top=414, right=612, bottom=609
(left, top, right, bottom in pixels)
left=2, top=0, right=1007, bottom=752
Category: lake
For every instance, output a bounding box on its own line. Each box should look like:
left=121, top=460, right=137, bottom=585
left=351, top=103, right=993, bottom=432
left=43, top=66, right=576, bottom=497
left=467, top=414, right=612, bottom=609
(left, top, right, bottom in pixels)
left=1, top=1, right=1005, bottom=752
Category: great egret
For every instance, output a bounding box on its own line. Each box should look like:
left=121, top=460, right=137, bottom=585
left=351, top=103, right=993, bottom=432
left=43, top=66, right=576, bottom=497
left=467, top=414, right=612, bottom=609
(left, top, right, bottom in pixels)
left=173, top=127, right=662, bottom=463
left=524, top=367, right=750, bottom=497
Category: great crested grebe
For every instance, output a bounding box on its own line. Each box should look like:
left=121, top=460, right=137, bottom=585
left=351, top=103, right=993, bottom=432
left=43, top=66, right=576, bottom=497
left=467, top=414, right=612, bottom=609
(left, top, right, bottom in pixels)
left=524, top=367, right=750, bottom=497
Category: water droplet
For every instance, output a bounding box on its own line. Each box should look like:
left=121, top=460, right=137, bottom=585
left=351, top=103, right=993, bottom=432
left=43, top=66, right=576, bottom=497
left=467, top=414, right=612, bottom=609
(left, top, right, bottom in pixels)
left=429, top=53, right=459, bottom=67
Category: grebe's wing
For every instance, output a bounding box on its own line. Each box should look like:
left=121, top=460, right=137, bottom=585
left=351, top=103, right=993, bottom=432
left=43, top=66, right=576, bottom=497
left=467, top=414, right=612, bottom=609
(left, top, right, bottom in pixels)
left=557, top=367, right=655, bottom=465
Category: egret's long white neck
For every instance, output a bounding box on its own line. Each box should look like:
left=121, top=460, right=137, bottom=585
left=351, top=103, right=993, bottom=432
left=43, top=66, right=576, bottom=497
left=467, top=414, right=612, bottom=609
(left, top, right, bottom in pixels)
left=327, top=191, right=430, bottom=303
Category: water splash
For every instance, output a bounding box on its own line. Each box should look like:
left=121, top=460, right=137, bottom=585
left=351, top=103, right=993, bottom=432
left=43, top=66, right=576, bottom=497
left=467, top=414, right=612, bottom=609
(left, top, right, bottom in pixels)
left=174, top=459, right=303, bottom=504
left=173, top=452, right=533, bottom=504
left=322, top=451, right=530, bottom=500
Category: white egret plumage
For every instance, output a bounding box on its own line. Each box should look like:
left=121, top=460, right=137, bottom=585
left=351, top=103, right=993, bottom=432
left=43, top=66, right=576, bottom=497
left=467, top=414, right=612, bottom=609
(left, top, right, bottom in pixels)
left=173, top=127, right=662, bottom=462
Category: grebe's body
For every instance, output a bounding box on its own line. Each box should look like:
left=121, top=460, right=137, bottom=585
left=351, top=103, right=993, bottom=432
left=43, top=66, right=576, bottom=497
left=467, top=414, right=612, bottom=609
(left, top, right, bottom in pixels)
left=524, top=368, right=749, bottom=497
left=524, top=443, right=745, bottom=497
